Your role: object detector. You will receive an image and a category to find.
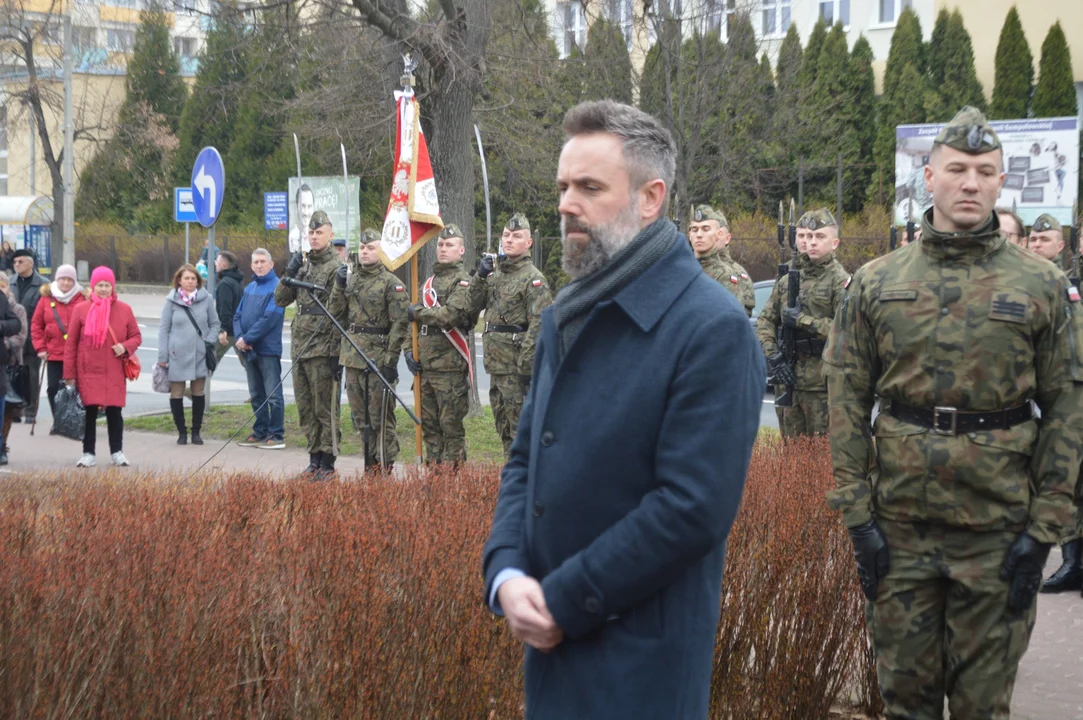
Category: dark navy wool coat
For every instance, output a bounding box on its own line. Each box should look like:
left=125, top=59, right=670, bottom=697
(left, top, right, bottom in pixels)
left=483, top=239, right=766, bottom=719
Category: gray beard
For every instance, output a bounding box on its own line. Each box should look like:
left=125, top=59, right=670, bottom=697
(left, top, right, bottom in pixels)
left=560, top=201, right=642, bottom=279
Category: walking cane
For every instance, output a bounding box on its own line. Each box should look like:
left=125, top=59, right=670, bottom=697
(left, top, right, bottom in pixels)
left=29, top=360, right=46, bottom=436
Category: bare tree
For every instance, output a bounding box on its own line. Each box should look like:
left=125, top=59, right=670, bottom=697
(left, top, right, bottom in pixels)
left=0, top=0, right=115, bottom=264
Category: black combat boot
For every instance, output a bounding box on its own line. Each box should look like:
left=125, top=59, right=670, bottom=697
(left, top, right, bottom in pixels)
left=303, top=452, right=322, bottom=477
left=1041, top=538, right=1083, bottom=593
left=170, top=398, right=187, bottom=445
left=315, top=454, right=338, bottom=482
left=190, top=395, right=205, bottom=445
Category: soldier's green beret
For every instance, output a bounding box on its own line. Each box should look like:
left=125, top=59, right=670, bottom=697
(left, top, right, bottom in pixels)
left=439, top=223, right=463, bottom=240
left=505, top=213, right=530, bottom=232
left=692, top=205, right=728, bottom=227
left=797, top=211, right=814, bottom=230
left=360, top=228, right=381, bottom=245
left=309, top=210, right=331, bottom=230
left=933, top=106, right=1001, bottom=154
left=805, top=208, right=837, bottom=230
left=1031, top=214, right=1062, bottom=234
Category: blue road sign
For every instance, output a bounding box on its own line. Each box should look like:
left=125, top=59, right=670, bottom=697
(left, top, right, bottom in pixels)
left=191, top=147, right=225, bottom=228
left=174, top=187, right=197, bottom=223
left=264, top=191, right=289, bottom=230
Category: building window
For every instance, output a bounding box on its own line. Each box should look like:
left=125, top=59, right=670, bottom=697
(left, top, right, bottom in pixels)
left=879, top=0, right=912, bottom=24
left=174, top=36, right=196, bottom=58
left=106, top=28, right=136, bottom=53
left=40, top=23, right=61, bottom=45
left=555, top=1, right=586, bottom=59
left=73, top=26, right=96, bottom=51
left=761, top=0, right=791, bottom=36
left=703, top=0, right=737, bottom=38
left=606, top=0, right=634, bottom=50
left=819, top=0, right=850, bottom=26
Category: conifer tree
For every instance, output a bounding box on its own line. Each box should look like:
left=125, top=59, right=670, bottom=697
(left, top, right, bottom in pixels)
left=580, top=18, right=633, bottom=104
left=990, top=6, right=1033, bottom=120
left=923, top=9, right=985, bottom=121
left=1032, top=21, right=1076, bottom=117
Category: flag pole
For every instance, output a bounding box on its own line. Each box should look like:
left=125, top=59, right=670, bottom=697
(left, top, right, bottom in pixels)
left=400, top=58, right=424, bottom=464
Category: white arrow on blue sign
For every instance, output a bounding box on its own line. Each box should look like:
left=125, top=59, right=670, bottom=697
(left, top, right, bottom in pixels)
left=190, top=146, right=225, bottom=228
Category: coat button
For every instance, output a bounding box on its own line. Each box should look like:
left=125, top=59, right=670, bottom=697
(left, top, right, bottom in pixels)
left=533, top=501, right=544, bottom=517
left=584, top=597, right=600, bottom=614
left=540, top=431, right=554, bottom=447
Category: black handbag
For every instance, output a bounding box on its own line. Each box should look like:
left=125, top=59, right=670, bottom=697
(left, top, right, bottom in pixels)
left=52, top=384, right=85, bottom=441
left=180, top=305, right=218, bottom=373
left=5, top=364, right=29, bottom=407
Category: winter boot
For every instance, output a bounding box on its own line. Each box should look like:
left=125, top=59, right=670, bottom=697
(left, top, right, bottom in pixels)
left=170, top=398, right=187, bottom=445
left=315, top=454, right=338, bottom=482
left=1041, top=538, right=1083, bottom=593
left=303, top=452, right=322, bottom=478
left=190, top=395, right=205, bottom=446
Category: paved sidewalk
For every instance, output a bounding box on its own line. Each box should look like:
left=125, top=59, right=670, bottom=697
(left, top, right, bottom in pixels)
left=2, top=421, right=371, bottom=478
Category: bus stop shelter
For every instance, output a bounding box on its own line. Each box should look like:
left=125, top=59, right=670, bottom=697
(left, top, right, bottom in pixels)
left=0, top=195, right=54, bottom=273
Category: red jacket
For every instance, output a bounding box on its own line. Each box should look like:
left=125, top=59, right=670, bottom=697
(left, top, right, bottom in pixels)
left=31, top=284, right=88, bottom=359
left=63, top=300, right=142, bottom=408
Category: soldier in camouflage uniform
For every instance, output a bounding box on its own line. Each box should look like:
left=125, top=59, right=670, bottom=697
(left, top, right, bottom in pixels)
left=756, top=208, right=848, bottom=437
left=274, top=210, right=344, bottom=480
left=328, top=228, right=409, bottom=472
left=1027, top=213, right=1066, bottom=270
left=406, top=224, right=476, bottom=465
left=467, top=213, right=552, bottom=456
left=824, top=107, right=1083, bottom=718
left=687, top=205, right=755, bottom=316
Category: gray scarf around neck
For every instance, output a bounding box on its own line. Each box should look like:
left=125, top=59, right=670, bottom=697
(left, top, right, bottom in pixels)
left=553, top=218, right=677, bottom=357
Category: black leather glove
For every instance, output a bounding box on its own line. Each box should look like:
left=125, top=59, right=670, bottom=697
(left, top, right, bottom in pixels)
left=847, top=520, right=890, bottom=601
left=407, top=303, right=422, bottom=322
left=335, top=264, right=348, bottom=288
left=477, top=254, right=495, bottom=279
left=519, top=374, right=532, bottom=396
left=766, top=352, right=797, bottom=387
left=782, top=305, right=801, bottom=329
left=405, top=351, right=421, bottom=375
left=328, top=356, right=342, bottom=381
left=285, top=251, right=304, bottom=279
left=1000, top=532, right=1051, bottom=613
left=380, top=364, right=399, bottom=385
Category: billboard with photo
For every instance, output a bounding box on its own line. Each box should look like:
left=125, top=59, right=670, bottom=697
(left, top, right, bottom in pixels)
left=894, top=116, right=1079, bottom=227
left=286, top=176, right=362, bottom=253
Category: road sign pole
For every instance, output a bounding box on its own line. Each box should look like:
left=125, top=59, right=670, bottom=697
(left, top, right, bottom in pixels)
left=185, top=222, right=190, bottom=265
left=206, top=224, right=216, bottom=408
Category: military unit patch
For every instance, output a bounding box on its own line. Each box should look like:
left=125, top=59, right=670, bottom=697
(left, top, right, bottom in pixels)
left=1069, top=286, right=1080, bottom=303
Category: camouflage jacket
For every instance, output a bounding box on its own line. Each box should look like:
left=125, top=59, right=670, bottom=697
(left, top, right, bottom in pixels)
left=466, top=254, right=552, bottom=376
left=698, top=250, right=753, bottom=316
left=328, top=261, right=409, bottom=370
left=717, top=245, right=756, bottom=316
left=409, top=260, right=475, bottom=373
left=273, top=244, right=342, bottom=360
left=823, top=212, right=1083, bottom=543
left=755, top=252, right=849, bottom=390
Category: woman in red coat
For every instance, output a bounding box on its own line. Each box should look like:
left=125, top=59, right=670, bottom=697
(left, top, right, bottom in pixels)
left=31, top=263, right=87, bottom=417
left=63, top=266, right=141, bottom=468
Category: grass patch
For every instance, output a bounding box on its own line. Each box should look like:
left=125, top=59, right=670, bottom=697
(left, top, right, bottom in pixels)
left=126, top=402, right=505, bottom=464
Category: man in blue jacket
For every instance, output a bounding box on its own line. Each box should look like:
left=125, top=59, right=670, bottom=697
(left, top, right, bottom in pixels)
left=482, top=100, right=766, bottom=719
left=234, top=248, right=286, bottom=449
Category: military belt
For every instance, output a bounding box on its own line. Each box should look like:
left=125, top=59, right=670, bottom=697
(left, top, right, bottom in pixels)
left=348, top=324, right=391, bottom=335
left=794, top=337, right=826, bottom=357
left=887, top=401, right=1033, bottom=436
left=485, top=323, right=527, bottom=333
left=298, top=306, right=323, bottom=316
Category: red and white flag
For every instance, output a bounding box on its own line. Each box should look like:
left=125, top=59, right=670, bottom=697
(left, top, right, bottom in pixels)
left=380, top=91, right=443, bottom=270
left=422, top=274, right=473, bottom=383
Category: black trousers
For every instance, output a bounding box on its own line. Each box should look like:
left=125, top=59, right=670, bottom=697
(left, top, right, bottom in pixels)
left=46, top=360, right=64, bottom=414
left=23, top=353, right=41, bottom=418
left=83, top=405, right=123, bottom=455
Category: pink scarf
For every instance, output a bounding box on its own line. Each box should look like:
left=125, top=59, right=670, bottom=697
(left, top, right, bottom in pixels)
left=84, top=292, right=115, bottom=349
left=178, top=288, right=195, bottom=306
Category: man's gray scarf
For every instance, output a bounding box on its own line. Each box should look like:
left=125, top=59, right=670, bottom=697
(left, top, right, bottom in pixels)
left=553, top=219, right=677, bottom=357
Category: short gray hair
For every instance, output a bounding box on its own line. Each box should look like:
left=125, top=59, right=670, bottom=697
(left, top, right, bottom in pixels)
left=251, top=248, right=273, bottom=262
left=562, top=100, right=677, bottom=217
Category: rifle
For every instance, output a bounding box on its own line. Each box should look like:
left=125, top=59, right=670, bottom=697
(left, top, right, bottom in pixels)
left=906, top=196, right=917, bottom=246
left=775, top=199, right=800, bottom=408
left=776, top=201, right=787, bottom=279
left=1071, top=200, right=1080, bottom=287
left=889, top=226, right=898, bottom=252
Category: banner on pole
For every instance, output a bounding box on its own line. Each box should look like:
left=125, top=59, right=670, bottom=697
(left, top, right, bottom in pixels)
left=380, top=92, right=442, bottom=270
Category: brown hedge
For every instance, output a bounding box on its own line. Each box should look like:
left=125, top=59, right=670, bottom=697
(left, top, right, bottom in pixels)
left=0, top=440, right=878, bottom=718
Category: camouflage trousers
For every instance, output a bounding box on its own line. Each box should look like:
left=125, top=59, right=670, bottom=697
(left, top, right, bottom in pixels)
left=419, top=370, right=469, bottom=465
left=295, top=357, right=341, bottom=455
left=781, top=389, right=829, bottom=438
left=868, top=521, right=1035, bottom=720
left=344, top=367, right=398, bottom=467
left=772, top=384, right=787, bottom=430
left=490, top=373, right=524, bottom=457
left=1060, top=504, right=1083, bottom=544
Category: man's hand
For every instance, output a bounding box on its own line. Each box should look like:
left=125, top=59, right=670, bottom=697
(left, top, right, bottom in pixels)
left=158, top=362, right=168, bottom=368
left=235, top=338, right=250, bottom=352
left=404, top=351, right=421, bottom=375
left=782, top=305, right=801, bottom=328
left=407, top=303, right=422, bottom=322
left=37, top=351, right=48, bottom=360
left=218, top=331, right=228, bottom=346
left=477, top=254, right=495, bottom=279
left=284, top=251, right=304, bottom=279
left=335, top=264, right=348, bottom=288
left=847, top=520, right=890, bottom=601
left=766, top=352, right=796, bottom=387
left=497, top=576, right=564, bottom=652
left=1000, top=532, right=1051, bottom=613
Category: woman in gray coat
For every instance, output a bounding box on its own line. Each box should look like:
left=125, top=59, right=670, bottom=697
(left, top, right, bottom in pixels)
left=158, top=264, right=219, bottom=445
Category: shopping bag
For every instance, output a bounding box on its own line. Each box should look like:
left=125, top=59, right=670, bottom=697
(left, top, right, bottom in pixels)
left=51, top=385, right=85, bottom=441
